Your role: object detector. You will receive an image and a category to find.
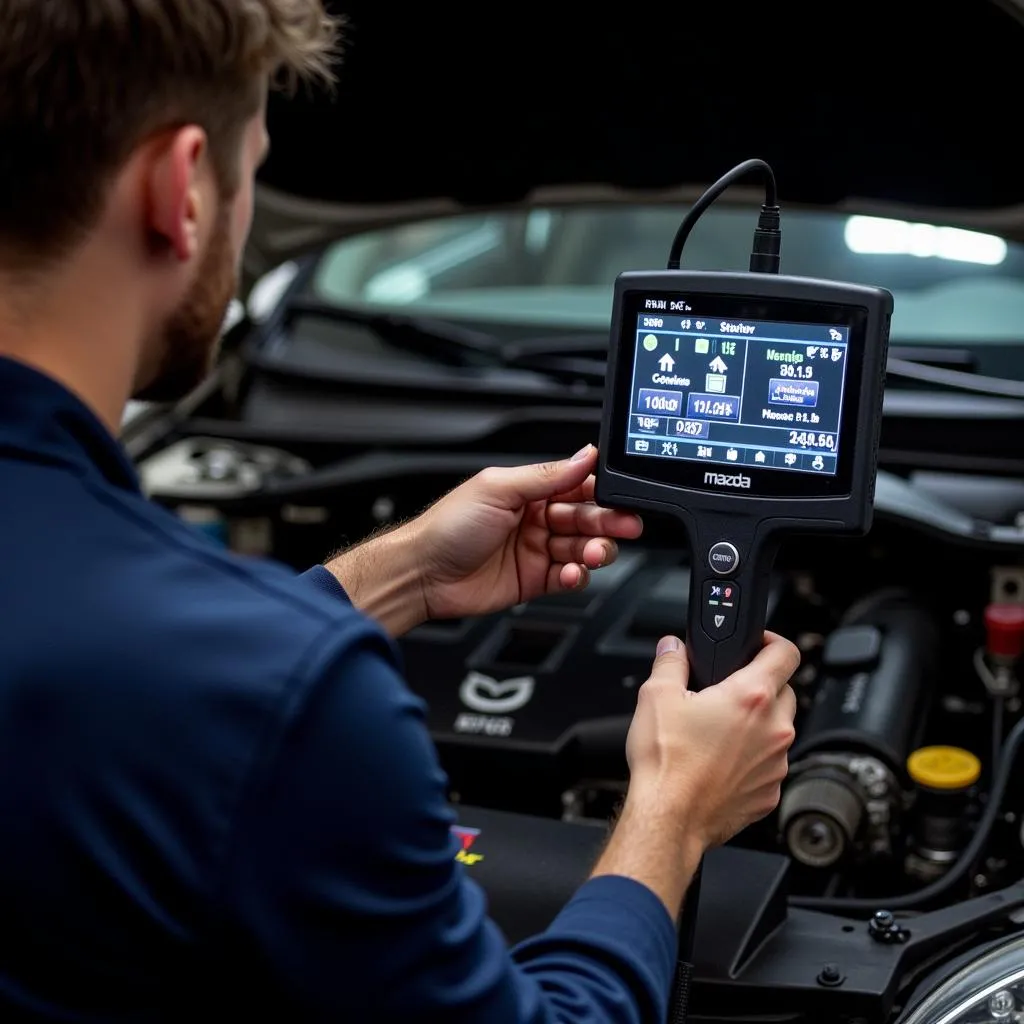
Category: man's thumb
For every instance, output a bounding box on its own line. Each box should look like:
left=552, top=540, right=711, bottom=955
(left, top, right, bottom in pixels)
left=650, top=635, right=690, bottom=691
left=481, top=444, right=597, bottom=506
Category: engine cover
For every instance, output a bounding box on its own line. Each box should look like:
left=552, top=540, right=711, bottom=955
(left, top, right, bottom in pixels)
left=399, top=546, right=782, bottom=810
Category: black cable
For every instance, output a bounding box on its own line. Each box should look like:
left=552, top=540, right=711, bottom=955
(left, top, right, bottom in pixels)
left=668, top=865, right=701, bottom=1024
left=664, top=157, right=782, bottom=1022
left=791, top=709, right=1024, bottom=915
left=666, top=158, right=780, bottom=274
left=992, top=696, right=1005, bottom=785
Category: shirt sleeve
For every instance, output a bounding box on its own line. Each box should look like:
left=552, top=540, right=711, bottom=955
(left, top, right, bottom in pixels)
left=296, top=564, right=351, bottom=604
left=216, top=630, right=678, bottom=1022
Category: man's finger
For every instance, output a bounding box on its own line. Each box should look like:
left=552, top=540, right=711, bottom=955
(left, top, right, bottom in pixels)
left=724, top=632, right=801, bottom=695
left=548, top=535, right=616, bottom=568
left=546, top=502, right=644, bottom=540
left=762, top=631, right=803, bottom=684
left=547, top=562, right=589, bottom=593
left=475, top=445, right=598, bottom=508
left=547, top=475, right=596, bottom=504
left=778, top=682, right=797, bottom=721
left=647, top=635, right=690, bottom=691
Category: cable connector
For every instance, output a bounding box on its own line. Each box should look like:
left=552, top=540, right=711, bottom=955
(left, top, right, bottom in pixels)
left=666, top=158, right=781, bottom=273
left=749, top=203, right=782, bottom=274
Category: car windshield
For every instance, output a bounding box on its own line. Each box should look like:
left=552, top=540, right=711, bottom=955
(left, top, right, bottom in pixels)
left=309, top=205, right=1024, bottom=346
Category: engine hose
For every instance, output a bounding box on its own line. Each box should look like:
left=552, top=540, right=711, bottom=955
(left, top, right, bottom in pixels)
left=791, top=711, right=1024, bottom=915
left=993, top=697, right=1005, bottom=783
left=840, top=587, right=914, bottom=627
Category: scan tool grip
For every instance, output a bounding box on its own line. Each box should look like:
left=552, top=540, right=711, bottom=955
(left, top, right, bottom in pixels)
left=683, top=513, right=781, bottom=691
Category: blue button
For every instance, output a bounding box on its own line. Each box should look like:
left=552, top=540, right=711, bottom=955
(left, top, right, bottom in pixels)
left=685, top=393, right=740, bottom=422
left=633, top=414, right=663, bottom=434
left=637, top=389, right=684, bottom=416
left=768, top=379, right=819, bottom=408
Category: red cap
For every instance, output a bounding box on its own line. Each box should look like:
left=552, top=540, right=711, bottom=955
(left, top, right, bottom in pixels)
left=984, top=603, right=1024, bottom=659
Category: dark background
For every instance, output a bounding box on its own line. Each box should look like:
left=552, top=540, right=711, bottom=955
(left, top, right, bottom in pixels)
left=259, top=0, right=1024, bottom=211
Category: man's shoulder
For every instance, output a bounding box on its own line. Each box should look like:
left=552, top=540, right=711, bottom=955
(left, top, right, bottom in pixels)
left=4, top=464, right=393, bottom=707
left=0, top=463, right=414, bottom=992
left=106, top=489, right=350, bottom=623
left=99, top=491, right=390, bottom=687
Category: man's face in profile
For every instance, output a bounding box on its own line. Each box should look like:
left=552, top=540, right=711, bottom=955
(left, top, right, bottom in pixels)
left=133, top=108, right=268, bottom=404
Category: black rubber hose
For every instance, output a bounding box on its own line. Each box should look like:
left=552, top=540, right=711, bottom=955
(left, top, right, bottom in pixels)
left=992, top=697, right=1005, bottom=785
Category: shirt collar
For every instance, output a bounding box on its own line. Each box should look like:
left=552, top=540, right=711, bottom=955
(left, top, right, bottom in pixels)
left=0, top=356, right=141, bottom=493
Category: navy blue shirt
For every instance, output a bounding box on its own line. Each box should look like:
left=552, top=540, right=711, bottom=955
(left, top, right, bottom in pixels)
left=0, top=356, right=677, bottom=1022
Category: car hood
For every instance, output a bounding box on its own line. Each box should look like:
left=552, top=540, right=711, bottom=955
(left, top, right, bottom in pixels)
left=249, top=0, right=1024, bottom=278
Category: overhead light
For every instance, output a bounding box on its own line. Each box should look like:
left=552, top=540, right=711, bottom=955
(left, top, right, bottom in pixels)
left=844, top=215, right=1007, bottom=266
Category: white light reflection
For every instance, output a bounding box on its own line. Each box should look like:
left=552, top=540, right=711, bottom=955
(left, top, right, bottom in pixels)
left=844, top=215, right=1007, bottom=266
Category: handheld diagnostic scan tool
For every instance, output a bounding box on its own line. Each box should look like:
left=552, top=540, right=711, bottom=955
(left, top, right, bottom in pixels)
left=594, top=160, right=892, bottom=1023
left=596, top=161, right=892, bottom=692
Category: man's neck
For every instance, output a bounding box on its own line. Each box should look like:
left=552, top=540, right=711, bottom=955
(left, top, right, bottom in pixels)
left=0, top=270, right=142, bottom=438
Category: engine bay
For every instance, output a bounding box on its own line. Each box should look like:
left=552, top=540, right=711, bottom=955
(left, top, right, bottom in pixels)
left=427, top=512, right=1024, bottom=916
left=138, top=434, right=1024, bottom=918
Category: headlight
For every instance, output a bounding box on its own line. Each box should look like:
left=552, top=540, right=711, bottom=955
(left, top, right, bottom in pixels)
left=901, top=933, right=1024, bottom=1023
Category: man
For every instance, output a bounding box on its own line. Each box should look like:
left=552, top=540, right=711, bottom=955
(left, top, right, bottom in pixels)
left=0, top=2, right=799, bottom=1021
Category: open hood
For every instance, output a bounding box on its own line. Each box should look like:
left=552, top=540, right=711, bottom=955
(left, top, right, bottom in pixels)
left=250, top=0, right=1024, bottom=277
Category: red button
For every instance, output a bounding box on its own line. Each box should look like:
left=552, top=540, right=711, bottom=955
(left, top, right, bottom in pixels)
left=984, top=604, right=1024, bottom=659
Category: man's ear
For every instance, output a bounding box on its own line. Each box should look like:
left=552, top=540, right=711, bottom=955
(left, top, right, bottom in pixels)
left=146, top=126, right=209, bottom=262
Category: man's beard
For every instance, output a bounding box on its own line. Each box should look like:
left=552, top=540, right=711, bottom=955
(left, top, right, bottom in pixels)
left=133, top=207, right=237, bottom=404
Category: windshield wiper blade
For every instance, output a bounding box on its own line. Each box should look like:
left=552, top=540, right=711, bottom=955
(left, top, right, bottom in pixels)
left=506, top=353, right=606, bottom=385
left=278, top=299, right=609, bottom=385
left=274, top=299, right=1024, bottom=397
left=888, top=346, right=976, bottom=373
left=283, top=297, right=504, bottom=368
left=886, top=355, right=1024, bottom=400
left=500, top=334, right=610, bottom=385
left=281, top=301, right=1024, bottom=398
left=501, top=334, right=610, bottom=362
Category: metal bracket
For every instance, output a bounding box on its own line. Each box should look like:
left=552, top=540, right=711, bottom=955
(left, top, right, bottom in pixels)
left=990, top=566, right=1024, bottom=607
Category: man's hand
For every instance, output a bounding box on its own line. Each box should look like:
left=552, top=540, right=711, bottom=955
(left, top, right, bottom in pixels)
left=591, top=633, right=799, bottom=920
left=625, top=633, right=799, bottom=849
left=323, top=445, right=642, bottom=636
left=414, top=444, right=643, bottom=621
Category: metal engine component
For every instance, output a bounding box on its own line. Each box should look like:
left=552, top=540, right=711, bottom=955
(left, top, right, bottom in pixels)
left=781, top=753, right=898, bottom=867
left=779, top=773, right=862, bottom=868
left=781, top=595, right=938, bottom=868
left=138, top=438, right=311, bottom=501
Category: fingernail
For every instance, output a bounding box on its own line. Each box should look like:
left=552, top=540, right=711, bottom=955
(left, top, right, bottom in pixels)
left=571, top=444, right=593, bottom=462
left=657, top=635, right=680, bottom=655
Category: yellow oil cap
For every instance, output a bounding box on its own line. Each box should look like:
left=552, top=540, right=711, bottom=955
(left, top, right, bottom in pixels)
left=907, top=746, right=981, bottom=791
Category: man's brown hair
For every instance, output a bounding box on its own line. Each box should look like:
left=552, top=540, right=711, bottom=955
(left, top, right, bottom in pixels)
left=0, top=0, right=342, bottom=272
